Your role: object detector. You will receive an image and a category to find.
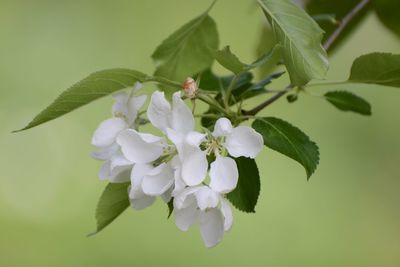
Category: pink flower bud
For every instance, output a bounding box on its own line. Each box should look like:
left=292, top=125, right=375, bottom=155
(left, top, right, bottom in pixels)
left=183, top=77, right=198, bottom=99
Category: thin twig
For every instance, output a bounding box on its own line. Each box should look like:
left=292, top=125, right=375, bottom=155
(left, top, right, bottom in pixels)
left=323, top=0, right=370, bottom=51
left=243, top=0, right=370, bottom=116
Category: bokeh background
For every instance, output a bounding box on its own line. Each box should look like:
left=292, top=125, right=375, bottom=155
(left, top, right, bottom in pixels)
left=1, top=1, right=399, bottom=266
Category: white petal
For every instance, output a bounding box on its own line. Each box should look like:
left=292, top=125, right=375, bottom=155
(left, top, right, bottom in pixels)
left=117, top=129, right=163, bottom=164
left=129, top=164, right=160, bottom=209
left=91, top=143, right=119, bottom=160
left=112, top=91, right=128, bottom=102
left=166, top=128, right=184, bottom=152
left=109, top=151, right=132, bottom=170
left=161, top=186, right=173, bottom=203
left=112, top=91, right=128, bottom=118
left=141, top=163, right=174, bottom=196
left=199, top=209, right=224, bottom=248
left=170, top=92, right=194, bottom=134
left=209, top=156, right=238, bottom=194
left=147, top=91, right=171, bottom=133
left=127, top=94, right=147, bottom=124
left=173, top=186, right=200, bottom=210
left=175, top=203, right=199, bottom=231
left=212, top=117, right=233, bottom=137
left=109, top=166, right=131, bottom=183
left=98, top=161, right=112, bottom=181
left=220, top=198, right=233, bottom=231
left=181, top=147, right=208, bottom=186
left=92, top=118, right=127, bottom=147
left=172, top=168, right=186, bottom=196
left=194, top=186, right=219, bottom=211
left=132, top=81, right=143, bottom=92
left=129, top=189, right=155, bottom=210
left=99, top=160, right=131, bottom=183
left=185, top=131, right=206, bottom=147
left=130, top=163, right=153, bottom=188
left=225, top=126, right=264, bottom=158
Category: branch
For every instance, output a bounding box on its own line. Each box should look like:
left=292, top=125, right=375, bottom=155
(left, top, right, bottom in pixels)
left=243, top=0, right=370, bottom=116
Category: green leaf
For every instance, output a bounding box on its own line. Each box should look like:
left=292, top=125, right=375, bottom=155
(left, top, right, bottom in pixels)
left=252, top=117, right=319, bottom=179
left=374, top=0, right=400, bottom=38
left=152, top=4, right=219, bottom=84
left=167, top=198, right=174, bottom=219
left=237, top=71, right=285, bottom=100
left=257, top=0, right=329, bottom=86
left=324, top=91, right=371, bottom=115
left=89, top=182, right=130, bottom=236
left=226, top=157, right=260, bottom=213
left=214, top=46, right=247, bottom=74
left=197, top=69, right=255, bottom=93
left=348, top=52, right=400, bottom=87
left=215, top=45, right=278, bottom=75
left=15, top=69, right=148, bottom=132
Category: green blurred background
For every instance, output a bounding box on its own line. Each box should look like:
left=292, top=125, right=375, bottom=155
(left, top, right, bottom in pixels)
left=1, top=0, right=399, bottom=266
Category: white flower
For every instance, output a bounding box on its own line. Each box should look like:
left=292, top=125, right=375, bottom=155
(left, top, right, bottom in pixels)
left=117, top=90, right=194, bottom=207
left=112, top=82, right=147, bottom=125
left=129, top=163, right=174, bottom=210
left=91, top=82, right=146, bottom=182
left=212, top=117, right=264, bottom=158
left=147, top=91, right=194, bottom=135
left=173, top=186, right=233, bottom=248
left=171, top=117, right=263, bottom=193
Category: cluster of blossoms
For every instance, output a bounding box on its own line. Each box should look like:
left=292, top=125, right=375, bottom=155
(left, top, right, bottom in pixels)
left=91, top=81, right=263, bottom=247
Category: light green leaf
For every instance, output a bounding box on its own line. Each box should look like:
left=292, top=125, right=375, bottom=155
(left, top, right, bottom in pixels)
left=252, top=117, right=319, bottom=179
left=152, top=4, right=219, bottom=83
left=348, top=52, right=400, bottom=87
left=214, top=46, right=247, bottom=74
left=89, top=182, right=130, bottom=236
left=214, top=45, right=278, bottom=75
left=324, top=91, right=371, bottom=115
left=257, top=0, right=329, bottom=86
left=15, top=69, right=147, bottom=132
left=227, top=157, right=260, bottom=213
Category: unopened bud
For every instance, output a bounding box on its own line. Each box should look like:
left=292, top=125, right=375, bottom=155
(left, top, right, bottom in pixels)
left=183, top=77, right=198, bottom=99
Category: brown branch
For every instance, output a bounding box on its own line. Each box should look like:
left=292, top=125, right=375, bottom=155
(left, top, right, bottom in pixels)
left=323, top=0, right=370, bottom=51
left=243, top=0, right=370, bottom=116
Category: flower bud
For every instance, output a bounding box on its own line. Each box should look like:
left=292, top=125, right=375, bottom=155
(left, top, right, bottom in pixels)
left=183, top=77, right=198, bottom=99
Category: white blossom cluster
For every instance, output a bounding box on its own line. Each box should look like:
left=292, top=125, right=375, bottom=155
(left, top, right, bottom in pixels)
left=91, top=82, right=263, bottom=247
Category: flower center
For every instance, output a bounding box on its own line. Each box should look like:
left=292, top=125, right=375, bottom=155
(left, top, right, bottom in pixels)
left=201, top=136, right=226, bottom=156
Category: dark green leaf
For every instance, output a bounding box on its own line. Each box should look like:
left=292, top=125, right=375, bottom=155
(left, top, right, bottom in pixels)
left=167, top=198, right=174, bottom=219
left=374, top=0, right=400, bottom=37
left=227, top=157, right=260, bottom=213
left=234, top=72, right=285, bottom=101
left=286, top=94, right=298, bottom=103
left=197, top=69, right=221, bottom=91
left=197, top=69, right=253, bottom=92
left=324, top=91, right=371, bottom=115
left=89, top=182, right=130, bottom=236
left=15, top=69, right=148, bottom=132
left=348, top=52, right=400, bottom=87
left=252, top=117, right=319, bottom=179
left=152, top=4, right=219, bottom=84
left=258, top=0, right=329, bottom=85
